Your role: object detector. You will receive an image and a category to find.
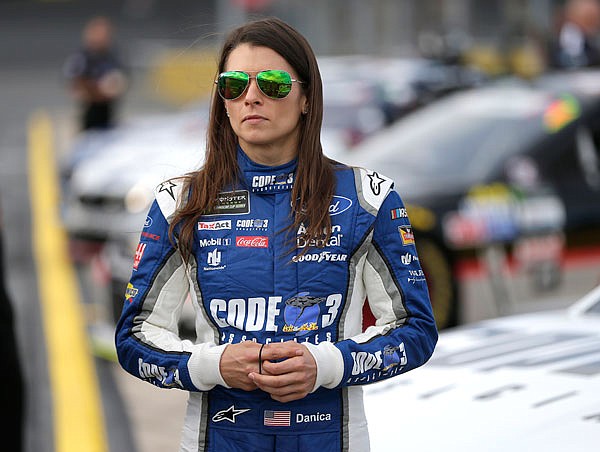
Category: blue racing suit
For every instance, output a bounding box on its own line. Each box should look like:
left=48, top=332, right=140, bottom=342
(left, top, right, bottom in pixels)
left=115, top=148, right=438, bottom=452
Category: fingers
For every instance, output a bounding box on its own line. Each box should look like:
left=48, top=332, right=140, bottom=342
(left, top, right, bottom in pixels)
left=219, top=341, right=317, bottom=400
left=259, top=341, right=305, bottom=363
left=219, top=342, right=263, bottom=390
left=249, top=372, right=312, bottom=403
left=248, top=343, right=317, bottom=402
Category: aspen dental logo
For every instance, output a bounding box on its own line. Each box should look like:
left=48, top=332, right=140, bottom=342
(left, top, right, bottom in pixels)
left=296, top=223, right=343, bottom=248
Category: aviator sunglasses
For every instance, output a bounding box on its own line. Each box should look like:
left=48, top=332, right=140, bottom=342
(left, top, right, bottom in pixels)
left=216, top=70, right=304, bottom=100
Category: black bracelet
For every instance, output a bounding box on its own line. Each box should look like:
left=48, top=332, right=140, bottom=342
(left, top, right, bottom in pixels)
left=258, top=343, right=266, bottom=374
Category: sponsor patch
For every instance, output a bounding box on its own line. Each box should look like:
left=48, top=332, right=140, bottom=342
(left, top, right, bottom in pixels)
left=199, top=237, right=231, bottom=248
left=132, top=242, right=147, bottom=270
left=141, top=231, right=160, bottom=241
left=351, top=343, right=407, bottom=376
left=204, top=248, right=226, bottom=271
left=144, top=216, right=153, bottom=228
left=292, top=251, right=347, bottom=263
left=236, top=236, right=268, bottom=248
left=138, top=358, right=183, bottom=388
left=282, top=293, right=325, bottom=335
left=236, top=218, right=269, bottom=230
left=207, top=248, right=222, bottom=266
left=399, top=225, right=415, bottom=245
left=329, top=196, right=353, bottom=216
left=125, top=282, right=138, bottom=303
left=264, top=410, right=291, bottom=427
left=391, top=207, right=408, bottom=220
left=400, top=252, right=418, bottom=265
left=205, top=190, right=250, bottom=215
left=296, top=223, right=343, bottom=248
left=198, top=220, right=232, bottom=230
left=209, top=293, right=341, bottom=338
left=252, top=172, right=294, bottom=192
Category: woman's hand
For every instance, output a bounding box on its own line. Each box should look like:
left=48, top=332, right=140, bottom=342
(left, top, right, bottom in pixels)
left=249, top=342, right=317, bottom=403
left=219, top=341, right=263, bottom=391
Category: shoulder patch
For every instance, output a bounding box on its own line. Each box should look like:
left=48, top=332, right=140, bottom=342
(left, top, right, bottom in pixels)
left=353, top=167, right=394, bottom=215
left=155, top=178, right=185, bottom=222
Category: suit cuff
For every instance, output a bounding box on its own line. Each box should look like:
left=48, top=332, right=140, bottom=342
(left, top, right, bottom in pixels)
left=187, top=343, right=230, bottom=391
left=303, top=342, right=344, bottom=391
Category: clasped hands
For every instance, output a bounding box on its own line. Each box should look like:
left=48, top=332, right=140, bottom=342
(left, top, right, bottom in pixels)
left=219, top=341, right=317, bottom=403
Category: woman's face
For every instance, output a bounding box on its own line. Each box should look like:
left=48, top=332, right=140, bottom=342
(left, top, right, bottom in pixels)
left=223, top=43, right=308, bottom=165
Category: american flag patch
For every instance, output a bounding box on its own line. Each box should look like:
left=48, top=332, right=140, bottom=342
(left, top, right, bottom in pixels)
left=264, top=410, right=291, bottom=427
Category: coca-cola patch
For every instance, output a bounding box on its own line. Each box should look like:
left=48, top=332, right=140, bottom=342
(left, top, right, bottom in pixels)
left=236, top=236, right=269, bottom=248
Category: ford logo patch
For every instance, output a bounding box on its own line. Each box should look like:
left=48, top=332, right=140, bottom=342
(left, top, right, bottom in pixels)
left=329, top=196, right=352, bottom=216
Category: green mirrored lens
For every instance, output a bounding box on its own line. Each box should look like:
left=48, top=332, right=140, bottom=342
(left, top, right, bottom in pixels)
left=257, top=70, right=292, bottom=98
left=218, top=71, right=249, bottom=99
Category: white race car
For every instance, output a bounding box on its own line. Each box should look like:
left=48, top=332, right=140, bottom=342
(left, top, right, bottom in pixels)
left=364, top=283, right=600, bottom=452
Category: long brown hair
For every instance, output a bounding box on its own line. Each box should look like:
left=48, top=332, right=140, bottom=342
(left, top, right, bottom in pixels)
left=170, top=17, right=335, bottom=261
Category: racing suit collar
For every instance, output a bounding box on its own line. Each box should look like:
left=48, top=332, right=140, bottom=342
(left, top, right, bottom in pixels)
left=237, top=146, right=297, bottom=194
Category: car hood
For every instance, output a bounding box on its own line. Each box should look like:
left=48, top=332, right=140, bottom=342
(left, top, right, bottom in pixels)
left=364, top=309, right=600, bottom=452
left=68, top=110, right=206, bottom=197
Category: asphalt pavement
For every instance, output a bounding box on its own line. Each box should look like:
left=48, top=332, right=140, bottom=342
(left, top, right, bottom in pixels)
left=0, top=35, right=187, bottom=452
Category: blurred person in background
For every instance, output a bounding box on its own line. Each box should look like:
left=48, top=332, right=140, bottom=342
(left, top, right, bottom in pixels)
left=0, top=200, right=24, bottom=451
left=115, top=17, right=437, bottom=452
left=548, top=0, right=600, bottom=69
left=63, top=16, right=128, bottom=131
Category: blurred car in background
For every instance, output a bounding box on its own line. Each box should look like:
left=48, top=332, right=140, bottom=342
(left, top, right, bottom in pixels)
left=318, top=55, right=486, bottom=153
left=60, top=106, right=208, bottom=324
left=349, top=70, right=600, bottom=329
left=364, top=283, right=600, bottom=452
left=60, top=106, right=208, bottom=244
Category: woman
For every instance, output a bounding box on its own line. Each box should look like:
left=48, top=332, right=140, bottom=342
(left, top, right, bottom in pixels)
left=115, top=17, right=437, bottom=452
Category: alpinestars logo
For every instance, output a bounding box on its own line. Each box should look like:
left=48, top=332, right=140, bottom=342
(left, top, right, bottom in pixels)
left=157, top=180, right=178, bottom=201
left=212, top=405, right=250, bottom=423
left=367, top=171, right=386, bottom=195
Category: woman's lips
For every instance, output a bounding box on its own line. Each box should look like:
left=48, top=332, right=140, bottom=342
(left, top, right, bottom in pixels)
left=243, top=114, right=267, bottom=123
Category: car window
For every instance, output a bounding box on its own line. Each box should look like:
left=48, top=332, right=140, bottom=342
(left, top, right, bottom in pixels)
left=365, top=93, right=547, bottom=183
left=585, top=300, right=600, bottom=314
left=575, top=126, right=600, bottom=190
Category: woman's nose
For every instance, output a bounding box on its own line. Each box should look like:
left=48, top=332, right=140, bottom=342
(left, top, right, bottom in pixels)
left=244, top=77, right=263, bottom=104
